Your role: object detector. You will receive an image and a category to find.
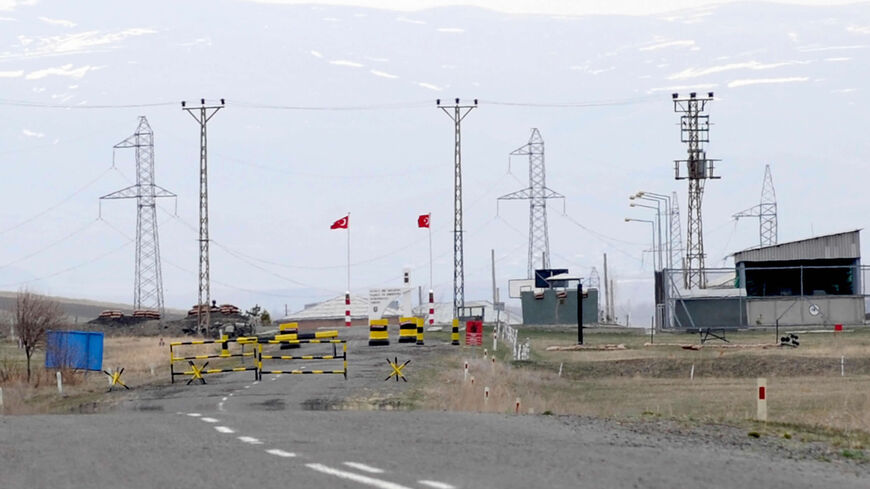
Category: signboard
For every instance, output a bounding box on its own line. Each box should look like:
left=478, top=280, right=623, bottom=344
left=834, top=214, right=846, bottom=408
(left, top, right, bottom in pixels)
left=45, top=330, right=103, bottom=371
left=368, top=287, right=406, bottom=320
left=466, top=320, right=483, bottom=346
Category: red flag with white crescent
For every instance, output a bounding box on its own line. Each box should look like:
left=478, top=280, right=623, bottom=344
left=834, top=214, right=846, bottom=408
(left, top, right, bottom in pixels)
left=417, top=214, right=430, bottom=228
left=330, top=215, right=349, bottom=229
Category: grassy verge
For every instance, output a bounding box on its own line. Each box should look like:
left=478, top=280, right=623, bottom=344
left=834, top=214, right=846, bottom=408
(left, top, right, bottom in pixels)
left=404, top=325, right=870, bottom=461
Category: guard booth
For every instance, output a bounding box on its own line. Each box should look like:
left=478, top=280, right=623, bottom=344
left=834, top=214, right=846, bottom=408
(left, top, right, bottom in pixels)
left=457, top=305, right=485, bottom=323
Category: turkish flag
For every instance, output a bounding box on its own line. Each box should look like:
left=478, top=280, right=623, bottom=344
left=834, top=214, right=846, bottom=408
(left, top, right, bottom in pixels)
left=330, top=215, right=349, bottom=229
left=417, top=214, right=430, bottom=228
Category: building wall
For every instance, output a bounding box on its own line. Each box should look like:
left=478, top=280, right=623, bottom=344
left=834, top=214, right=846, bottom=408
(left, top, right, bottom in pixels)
left=520, top=289, right=599, bottom=325
left=672, top=297, right=748, bottom=329
left=745, top=296, right=866, bottom=326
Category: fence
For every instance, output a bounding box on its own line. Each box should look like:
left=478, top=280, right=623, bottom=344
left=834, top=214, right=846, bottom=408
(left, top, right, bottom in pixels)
left=258, top=339, right=347, bottom=379
left=169, top=336, right=259, bottom=383
left=496, top=322, right=530, bottom=361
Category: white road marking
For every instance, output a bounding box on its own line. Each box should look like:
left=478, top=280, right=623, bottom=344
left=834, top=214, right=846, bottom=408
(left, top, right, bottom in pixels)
left=200, top=417, right=219, bottom=423
left=229, top=393, right=234, bottom=396
left=218, top=402, right=225, bottom=412
left=253, top=381, right=260, bottom=385
left=222, top=397, right=228, bottom=401
left=238, top=436, right=263, bottom=445
left=343, top=462, right=385, bottom=474
left=265, top=448, right=296, bottom=458
left=186, top=413, right=201, bottom=417
left=419, top=481, right=456, bottom=489
left=244, top=385, right=251, bottom=389
left=305, top=463, right=413, bottom=489
left=214, top=426, right=235, bottom=434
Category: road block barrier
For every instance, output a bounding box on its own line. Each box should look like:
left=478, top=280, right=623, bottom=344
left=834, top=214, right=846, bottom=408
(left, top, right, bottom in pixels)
left=258, top=339, right=347, bottom=379
left=451, top=318, right=460, bottom=346
left=398, top=317, right=418, bottom=343
left=170, top=336, right=259, bottom=384
left=369, top=319, right=390, bottom=346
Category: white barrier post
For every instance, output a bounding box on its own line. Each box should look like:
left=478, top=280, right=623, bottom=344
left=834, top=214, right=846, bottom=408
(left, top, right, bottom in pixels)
left=484, top=348, right=488, bottom=359
left=690, top=364, right=695, bottom=381
left=56, top=371, right=63, bottom=395
left=756, top=378, right=767, bottom=422
left=841, top=356, right=845, bottom=377
left=515, top=397, right=521, bottom=414
left=484, top=386, right=489, bottom=407
left=0, top=387, right=4, bottom=411
left=558, top=362, right=563, bottom=377
left=464, top=361, right=468, bottom=382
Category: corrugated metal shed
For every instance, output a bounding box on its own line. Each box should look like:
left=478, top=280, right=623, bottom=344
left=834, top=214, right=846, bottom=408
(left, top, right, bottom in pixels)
left=733, top=230, right=861, bottom=263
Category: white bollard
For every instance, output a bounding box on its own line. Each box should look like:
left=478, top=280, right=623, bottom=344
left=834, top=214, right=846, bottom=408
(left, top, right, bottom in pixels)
left=515, top=397, right=521, bottom=414
left=484, top=386, right=489, bottom=407
left=841, top=356, right=845, bottom=377
left=470, top=376, right=475, bottom=385
left=690, top=364, right=695, bottom=381
left=558, top=362, right=563, bottom=377
left=484, top=348, right=488, bottom=359
left=0, top=386, right=4, bottom=411
left=756, top=378, right=767, bottom=422
left=56, top=371, right=63, bottom=395
left=464, top=361, right=468, bottom=382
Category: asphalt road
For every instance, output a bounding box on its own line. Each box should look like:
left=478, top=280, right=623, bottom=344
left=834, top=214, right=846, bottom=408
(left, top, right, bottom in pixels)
left=2, top=331, right=869, bottom=489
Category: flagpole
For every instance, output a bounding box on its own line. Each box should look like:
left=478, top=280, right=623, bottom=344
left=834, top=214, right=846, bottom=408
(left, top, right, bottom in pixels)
left=346, top=211, right=351, bottom=293
left=428, top=215, right=433, bottom=292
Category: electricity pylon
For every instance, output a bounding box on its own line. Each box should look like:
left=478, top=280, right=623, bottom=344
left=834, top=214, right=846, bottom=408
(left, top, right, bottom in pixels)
left=182, top=98, right=224, bottom=334
left=672, top=92, right=720, bottom=289
left=734, top=164, right=778, bottom=247
left=498, top=128, right=565, bottom=278
left=437, top=98, right=476, bottom=318
left=100, top=116, right=176, bottom=315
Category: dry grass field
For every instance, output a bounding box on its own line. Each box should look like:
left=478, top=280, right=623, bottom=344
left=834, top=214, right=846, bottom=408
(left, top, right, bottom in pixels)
left=0, top=336, right=183, bottom=414
left=416, top=326, right=870, bottom=450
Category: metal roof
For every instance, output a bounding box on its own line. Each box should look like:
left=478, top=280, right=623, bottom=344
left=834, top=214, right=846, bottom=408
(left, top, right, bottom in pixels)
left=733, top=230, right=861, bottom=263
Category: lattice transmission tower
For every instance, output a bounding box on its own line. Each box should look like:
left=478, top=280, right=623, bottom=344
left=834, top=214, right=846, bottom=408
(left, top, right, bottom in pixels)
left=100, top=116, right=176, bottom=315
left=498, top=128, right=564, bottom=278
left=182, top=98, right=224, bottom=334
left=672, top=92, right=720, bottom=289
left=733, top=164, right=778, bottom=247
left=437, top=98, right=476, bottom=318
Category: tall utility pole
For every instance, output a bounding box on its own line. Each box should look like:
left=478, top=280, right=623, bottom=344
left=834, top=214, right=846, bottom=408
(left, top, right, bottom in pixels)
left=437, top=98, right=476, bottom=318
left=100, top=116, right=176, bottom=316
left=672, top=92, right=720, bottom=289
left=733, top=164, right=778, bottom=247
left=498, top=128, right=565, bottom=279
left=182, top=98, right=224, bottom=334
left=670, top=191, right=684, bottom=275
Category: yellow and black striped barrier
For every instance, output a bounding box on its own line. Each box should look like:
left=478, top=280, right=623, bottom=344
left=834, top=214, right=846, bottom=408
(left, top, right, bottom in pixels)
left=451, top=318, right=460, bottom=345
left=258, top=339, right=347, bottom=379
left=368, top=319, right=390, bottom=346
left=398, top=317, right=418, bottom=344
left=170, top=336, right=260, bottom=384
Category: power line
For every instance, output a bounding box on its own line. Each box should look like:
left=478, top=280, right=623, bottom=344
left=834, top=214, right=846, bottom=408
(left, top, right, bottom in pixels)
left=0, top=240, right=133, bottom=289
left=0, top=98, right=177, bottom=109
left=0, top=219, right=99, bottom=272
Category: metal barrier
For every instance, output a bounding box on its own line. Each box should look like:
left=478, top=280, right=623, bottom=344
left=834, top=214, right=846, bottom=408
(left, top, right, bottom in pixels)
left=451, top=318, right=460, bottom=345
left=258, top=339, right=347, bottom=379
left=170, top=336, right=259, bottom=384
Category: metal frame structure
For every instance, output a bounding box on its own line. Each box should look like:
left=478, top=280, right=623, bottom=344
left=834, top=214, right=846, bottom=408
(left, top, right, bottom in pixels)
left=437, top=98, right=477, bottom=317
left=672, top=92, right=720, bottom=289
left=498, top=128, right=565, bottom=278
left=100, top=116, right=176, bottom=315
left=734, top=164, right=778, bottom=247
left=182, top=98, right=224, bottom=334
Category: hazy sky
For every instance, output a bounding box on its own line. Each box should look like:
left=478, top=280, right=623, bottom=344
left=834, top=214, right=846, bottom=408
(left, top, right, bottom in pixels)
left=245, top=0, right=865, bottom=15
left=0, top=0, right=867, bottom=322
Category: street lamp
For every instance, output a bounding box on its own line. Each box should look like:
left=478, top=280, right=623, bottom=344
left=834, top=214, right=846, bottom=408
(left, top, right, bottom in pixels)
left=625, top=218, right=656, bottom=270
left=637, top=192, right=673, bottom=270
left=629, top=201, right=661, bottom=271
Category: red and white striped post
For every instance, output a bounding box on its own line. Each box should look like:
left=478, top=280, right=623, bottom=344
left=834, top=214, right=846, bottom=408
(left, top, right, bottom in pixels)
left=345, top=291, right=351, bottom=327
left=428, top=290, right=435, bottom=328
left=756, top=377, right=767, bottom=422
